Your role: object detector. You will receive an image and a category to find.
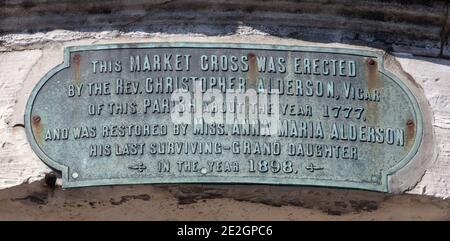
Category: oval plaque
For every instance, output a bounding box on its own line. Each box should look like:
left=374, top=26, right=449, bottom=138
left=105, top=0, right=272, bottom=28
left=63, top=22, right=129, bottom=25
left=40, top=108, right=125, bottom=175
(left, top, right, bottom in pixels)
left=25, top=43, right=423, bottom=192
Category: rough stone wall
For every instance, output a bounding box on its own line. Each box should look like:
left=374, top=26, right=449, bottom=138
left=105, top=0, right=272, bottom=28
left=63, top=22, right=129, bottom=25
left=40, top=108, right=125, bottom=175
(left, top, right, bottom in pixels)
left=1, top=0, right=448, bottom=57
left=0, top=0, right=450, bottom=220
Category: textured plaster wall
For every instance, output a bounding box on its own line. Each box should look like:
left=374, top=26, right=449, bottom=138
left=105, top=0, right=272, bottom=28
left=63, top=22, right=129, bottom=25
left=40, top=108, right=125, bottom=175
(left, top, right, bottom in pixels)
left=0, top=0, right=450, bottom=220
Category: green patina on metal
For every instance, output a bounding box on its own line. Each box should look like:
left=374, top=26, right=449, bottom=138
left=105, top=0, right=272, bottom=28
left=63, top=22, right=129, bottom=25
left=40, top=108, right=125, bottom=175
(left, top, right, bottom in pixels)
left=25, top=43, right=423, bottom=192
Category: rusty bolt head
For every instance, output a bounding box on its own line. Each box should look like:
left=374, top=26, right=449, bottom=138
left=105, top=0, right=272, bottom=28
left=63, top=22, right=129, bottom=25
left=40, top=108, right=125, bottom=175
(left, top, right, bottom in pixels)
left=367, top=59, right=376, bottom=65
left=32, top=115, right=41, bottom=123
left=407, top=120, right=414, bottom=126
left=72, top=53, right=81, bottom=65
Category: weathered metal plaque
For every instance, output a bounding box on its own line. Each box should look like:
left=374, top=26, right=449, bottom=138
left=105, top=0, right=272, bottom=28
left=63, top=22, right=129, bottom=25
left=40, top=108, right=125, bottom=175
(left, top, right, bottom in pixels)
left=25, top=43, right=423, bottom=192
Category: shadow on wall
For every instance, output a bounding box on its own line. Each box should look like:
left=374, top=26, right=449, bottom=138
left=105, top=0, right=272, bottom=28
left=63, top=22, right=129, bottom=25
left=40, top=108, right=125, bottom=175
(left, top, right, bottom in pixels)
left=0, top=0, right=449, bottom=58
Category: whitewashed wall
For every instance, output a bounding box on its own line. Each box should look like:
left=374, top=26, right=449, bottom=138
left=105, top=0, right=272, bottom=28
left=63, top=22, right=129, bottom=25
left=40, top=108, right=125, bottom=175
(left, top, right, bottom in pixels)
left=1, top=32, right=449, bottom=197
left=0, top=0, right=449, bottom=220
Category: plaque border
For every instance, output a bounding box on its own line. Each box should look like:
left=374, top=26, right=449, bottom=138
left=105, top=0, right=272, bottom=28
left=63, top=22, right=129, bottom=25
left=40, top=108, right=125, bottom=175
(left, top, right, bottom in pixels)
left=24, top=42, right=424, bottom=192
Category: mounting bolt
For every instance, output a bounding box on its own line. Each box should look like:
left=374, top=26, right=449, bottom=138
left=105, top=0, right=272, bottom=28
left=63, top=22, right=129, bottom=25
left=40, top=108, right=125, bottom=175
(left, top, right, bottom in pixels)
left=32, top=115, right=41, bottom=123
left=72, top=172, right=79, bottom=179
left=367, top=59, right=376, bottom=65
